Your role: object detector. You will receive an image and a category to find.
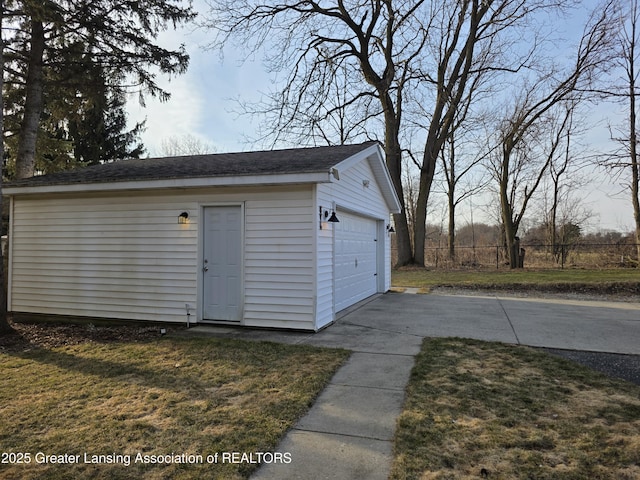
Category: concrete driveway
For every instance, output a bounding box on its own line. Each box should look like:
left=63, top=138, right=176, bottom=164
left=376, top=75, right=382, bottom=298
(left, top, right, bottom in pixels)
left=187, top=292, right=640, bottom=480
left=334, top=292, right=640, bottom=355
left=209, top=291, right=640, bottom=356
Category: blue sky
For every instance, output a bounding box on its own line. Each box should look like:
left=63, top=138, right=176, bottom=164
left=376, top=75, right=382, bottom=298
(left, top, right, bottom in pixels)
left=125, top=1, right=637, bottom=233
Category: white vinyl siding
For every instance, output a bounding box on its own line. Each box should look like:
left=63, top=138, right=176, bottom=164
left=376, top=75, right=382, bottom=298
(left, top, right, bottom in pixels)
left=8, top=146, right=398, bottom=332
left=316, top=154, right=393, bottom=322
left=10, top=186, right=316, bottom=328
left=242, top=192, right=315, bottom=329
left=315, top=186, right=336, bottom=329
left=329, top=156, right=389, bottom=216
left=10, top=195, right=198, bottom=322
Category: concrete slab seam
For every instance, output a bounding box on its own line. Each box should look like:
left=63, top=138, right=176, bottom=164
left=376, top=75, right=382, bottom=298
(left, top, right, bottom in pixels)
left=290, top=426, right=394, bottom=443
left=334, top=351, right=417, bottom=358
left=495, top=296, right=521, bottom=345
left=340, top=321, right=425, bottom=338
left=336, top=351, right=416, bottom=358
left=328, top=383, right=406, bottom=392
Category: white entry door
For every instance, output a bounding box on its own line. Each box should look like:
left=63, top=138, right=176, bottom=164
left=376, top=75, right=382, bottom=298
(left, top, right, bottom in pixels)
left=202, top=206, right=242, bottom=321
left=334, top=211, right=379, bottom=312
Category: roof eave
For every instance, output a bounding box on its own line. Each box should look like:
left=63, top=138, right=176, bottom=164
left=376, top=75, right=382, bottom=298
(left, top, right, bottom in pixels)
left=332, top=143, right=402, bottom=213
left=3, top=171, right=333, bottom=196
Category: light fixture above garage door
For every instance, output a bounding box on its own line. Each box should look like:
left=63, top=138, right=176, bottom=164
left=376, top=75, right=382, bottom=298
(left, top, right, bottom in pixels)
left=319, top=206, right=340, bottom=229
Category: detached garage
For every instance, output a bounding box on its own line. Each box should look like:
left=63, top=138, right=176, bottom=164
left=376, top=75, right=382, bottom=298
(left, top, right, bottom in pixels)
left=5, top=141, right=401, bottom=331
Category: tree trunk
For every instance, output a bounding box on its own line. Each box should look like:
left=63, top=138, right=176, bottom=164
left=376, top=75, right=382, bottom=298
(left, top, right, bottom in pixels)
left=448, top=191, right=456, bottom=261
left=629, top=26, right=640, bottom=264
left=550, top=177, right=559, bottom=262
left=16, top=20, right=45, bottom=180
left=499, top=147, right=519, bottom=269
left=502, top=210, right=519, bottom=268
left=0, top=7, right=13, bottom=334
left=633, top=167, right=640, bottom=263
left=631, top=113, right=640, bottom=263
left=447, top=139, right=456, bottom=261
left=382, top=118, right=413, bottom=267
left=414, top=144, right=438, bottom=266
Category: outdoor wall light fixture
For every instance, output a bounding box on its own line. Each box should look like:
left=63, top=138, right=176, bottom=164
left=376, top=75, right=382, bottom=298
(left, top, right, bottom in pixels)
left=386, top=224, right=395, bottom=233
left=319, top=206, right=339, bottom=229
left=178, top=211, right=189, bottom=224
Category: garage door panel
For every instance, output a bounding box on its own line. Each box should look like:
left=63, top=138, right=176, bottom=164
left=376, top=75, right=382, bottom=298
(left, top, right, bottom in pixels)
left=334, top=211, right=378, bottom=312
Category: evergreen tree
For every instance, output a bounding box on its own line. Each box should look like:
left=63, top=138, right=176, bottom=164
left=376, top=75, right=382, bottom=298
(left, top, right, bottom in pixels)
left=41, top=43, right=147, bottom=172
left=3, top=38, right=146, bottom=175
left=3, top=0, right=194, bottom=178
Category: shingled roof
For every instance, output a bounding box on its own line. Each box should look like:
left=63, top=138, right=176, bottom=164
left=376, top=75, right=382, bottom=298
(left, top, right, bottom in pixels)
left=6, top=141, right=379, bottom=188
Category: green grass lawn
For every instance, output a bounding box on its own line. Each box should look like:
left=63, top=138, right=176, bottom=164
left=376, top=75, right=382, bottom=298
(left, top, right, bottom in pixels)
left=391, top=338, right=640, bottom=480
left=392, top=268, right=640, bottom=294
left=0, top=336, right=349, bottom=479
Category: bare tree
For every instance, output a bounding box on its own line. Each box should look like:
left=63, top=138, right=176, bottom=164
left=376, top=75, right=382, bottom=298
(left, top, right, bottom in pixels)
left=523, top=102, right=594, bottom=264
left=495, top=102, right=586, bottom=268
left=203, top=0, right=576, bottom=267
left=547, top=104, right=576, bottom=258
left=158, top=134, right=217, bottom=157
left=542, top=101, right=594, bottom=262
left=605, top=0, right=640, bottom=262
left=441, top=133, right=491, bottom=261
left=203, top=0, right=425, bottom=265
left=246, top=60, right=377, bottom=147
left=490, top=2, right=617, bottom=268
left=409, top=0, right=546, bottom=266
left=412, top=40, right=495, bottom=262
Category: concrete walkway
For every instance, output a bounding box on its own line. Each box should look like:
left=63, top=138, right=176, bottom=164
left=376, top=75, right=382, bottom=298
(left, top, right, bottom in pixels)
left=184, top=292, right=640, bottom=479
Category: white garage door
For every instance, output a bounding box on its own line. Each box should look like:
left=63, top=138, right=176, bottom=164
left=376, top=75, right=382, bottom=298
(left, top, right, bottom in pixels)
left=334, top=211, right=379, bottom=312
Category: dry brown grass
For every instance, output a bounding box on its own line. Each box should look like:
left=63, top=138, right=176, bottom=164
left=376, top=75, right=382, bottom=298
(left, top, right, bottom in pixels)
left=392, top=268, right=640, bottom=298
left=0, top=335, right=349, bottom=479
left=391, top=338, right=640, bottom=480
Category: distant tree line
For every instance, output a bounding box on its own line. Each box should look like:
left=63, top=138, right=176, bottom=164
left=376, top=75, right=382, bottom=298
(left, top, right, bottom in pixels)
left=424, top=223, right=639, bottom=249
left=425, top=223, right=638, bottom=268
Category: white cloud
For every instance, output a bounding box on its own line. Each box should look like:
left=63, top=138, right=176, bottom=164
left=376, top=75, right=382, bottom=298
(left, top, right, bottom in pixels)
left=125, top=2, right=273, bottom=155
left=128, top=75, right=205, bottom=156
